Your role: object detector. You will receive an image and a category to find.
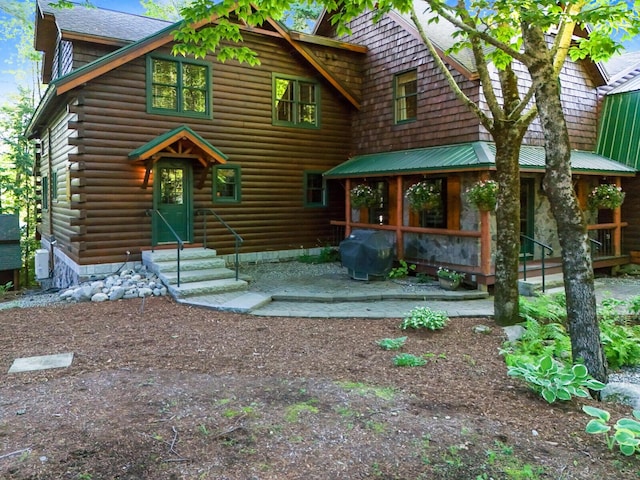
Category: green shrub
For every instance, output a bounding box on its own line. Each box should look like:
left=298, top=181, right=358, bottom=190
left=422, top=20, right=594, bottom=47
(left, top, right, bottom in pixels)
left=298, top=246, right=340, bottom=264
left=584, top=406, right=640, bottom=456
left=507, top=355, right=605, bottom=403
left=401, top=306, right=449, bottom=331
left=388, top=259, right=416, bottom=279
left=393, top=353, right=426, bottom=367
left=376, top=336, right=407, bottom=350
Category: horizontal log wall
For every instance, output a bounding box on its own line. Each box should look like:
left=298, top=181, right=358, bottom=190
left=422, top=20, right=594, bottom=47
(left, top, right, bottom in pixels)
left=63, top=33, right=352, bottom=265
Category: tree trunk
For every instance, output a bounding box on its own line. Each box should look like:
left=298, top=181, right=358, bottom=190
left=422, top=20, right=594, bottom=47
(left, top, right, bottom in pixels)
left=492, top=126, right=526, bottom=326
left=522, top=24, right=607, bottom=384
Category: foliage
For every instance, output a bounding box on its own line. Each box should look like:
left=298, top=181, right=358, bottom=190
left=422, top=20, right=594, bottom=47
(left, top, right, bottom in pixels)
left=0, top=281, right=14, bottom=295
left=466, top=179, right=498, bottom=211
left=349, top=184, right=380, bottom=208
left=507, top=355, right=605, bottom=403
left=405, top=181, right=441, bottom=211
left=401, top=306, right=449, bottom=331
left=583, top=406, right=640, bottom=456
left=376, top=336, right=407, bottom=351
left=298, top=246, right=340, bottom=264
left=387, top=259, right=416, bottom=279
left=393, top=353, right=426, bottom=367
left=437, top=268, right=465, bottom=283
left=599, top=316, right=640, bottom=371
left=587, top=184, right=625, bottom=210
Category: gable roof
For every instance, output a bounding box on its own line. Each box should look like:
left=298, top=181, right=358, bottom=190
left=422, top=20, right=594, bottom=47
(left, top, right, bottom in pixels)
left=323, top=141, right=636, bottom=178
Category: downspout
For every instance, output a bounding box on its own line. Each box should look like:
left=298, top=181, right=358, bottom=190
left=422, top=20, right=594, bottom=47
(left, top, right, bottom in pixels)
left=47, top=128, right=55, bottom=276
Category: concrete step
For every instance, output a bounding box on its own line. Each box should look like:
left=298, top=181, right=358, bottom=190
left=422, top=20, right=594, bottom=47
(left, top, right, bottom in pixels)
left=167, top=278, right=249, bottom=298
left=518, top=273, right=565, bottom=296
left=142, top=247, right=218, bottom=263
left=149, top=257, right=227, bottom=274
left=178, top=292, right=272, bottom=313
left=159, top=268, right=239, bottom=284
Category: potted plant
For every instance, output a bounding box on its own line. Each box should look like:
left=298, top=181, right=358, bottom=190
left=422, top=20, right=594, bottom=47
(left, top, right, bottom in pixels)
left=437, top=267, right=465, bottom=290
left=587, top=183, right=625, bottom=210
left=350, top=184, right=380, bottom=208
left=467, top=179, right=498, bottom=211
left=405, top=181, right=441, bottom=211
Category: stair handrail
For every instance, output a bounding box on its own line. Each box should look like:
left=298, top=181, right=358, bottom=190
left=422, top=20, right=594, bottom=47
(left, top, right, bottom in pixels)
left=146, top=209, right=184, bottom=287
left=520, top=234, right=553, bottom=292
left=589, top=237, right=602, bottom=257
left=196, top=208, right=244, bottom=281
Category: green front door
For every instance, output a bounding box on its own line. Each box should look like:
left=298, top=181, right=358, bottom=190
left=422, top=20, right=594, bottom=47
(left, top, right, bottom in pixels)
left=153, top=160, right=193, bottom=244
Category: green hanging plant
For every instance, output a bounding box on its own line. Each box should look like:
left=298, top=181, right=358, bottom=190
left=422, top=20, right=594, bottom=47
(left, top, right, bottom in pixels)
left=466, top=179, right=498, bottom=211
left=588, top=183, right=625, bottom=210
left=350, top=184, right=380, bottom=208
left=405, top=181, right=441, bottom=211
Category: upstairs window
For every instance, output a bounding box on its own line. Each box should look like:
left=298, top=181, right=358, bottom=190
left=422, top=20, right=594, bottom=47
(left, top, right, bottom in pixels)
left=394, top=69, right=417, bottom=123
left=273, top=74, right=319, bottom=128
left=147, top=56, right=210, bottom=118
left=213, top=165, right=241, bottom=203
left=304, top=171, right=326, bottom=207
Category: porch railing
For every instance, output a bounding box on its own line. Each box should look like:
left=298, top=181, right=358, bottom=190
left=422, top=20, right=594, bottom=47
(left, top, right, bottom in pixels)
left=520, top=234, right=553, bottom=292
left=588, top=227, right=614, bottom=257
left=146, top=209, right=184, bottom=287
left=196, top=209, right=244, bottom=281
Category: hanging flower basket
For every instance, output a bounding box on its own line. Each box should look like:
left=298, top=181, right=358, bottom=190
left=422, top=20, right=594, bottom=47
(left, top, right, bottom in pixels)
left=466, top=179, right=498, bottom=211
left=587, top=183, right=625, bottom=210
left=405, top=181, right=441, bottom=212
left=350, top=184, right=380, bottom=208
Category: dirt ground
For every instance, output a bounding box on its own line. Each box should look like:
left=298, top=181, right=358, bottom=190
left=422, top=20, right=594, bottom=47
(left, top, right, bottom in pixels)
left=0, top=295, right=639, bottom=479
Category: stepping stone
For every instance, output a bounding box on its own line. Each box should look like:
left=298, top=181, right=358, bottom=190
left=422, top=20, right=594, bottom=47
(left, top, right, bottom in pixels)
left=8, top=352, right=74, bottom=374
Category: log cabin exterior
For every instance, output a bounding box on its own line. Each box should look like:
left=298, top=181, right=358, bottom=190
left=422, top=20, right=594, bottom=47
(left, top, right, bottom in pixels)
left=29, top=1, right=634, bottom=289
left=28, top=1, right=365, bottom=287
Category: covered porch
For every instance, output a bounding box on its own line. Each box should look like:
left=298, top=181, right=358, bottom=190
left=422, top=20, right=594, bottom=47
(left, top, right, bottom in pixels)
left=325, top=142, right=635, bottom=288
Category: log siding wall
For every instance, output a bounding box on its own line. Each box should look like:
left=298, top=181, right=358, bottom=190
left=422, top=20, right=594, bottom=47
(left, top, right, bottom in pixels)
left=56, top=33, right=352, bottom=265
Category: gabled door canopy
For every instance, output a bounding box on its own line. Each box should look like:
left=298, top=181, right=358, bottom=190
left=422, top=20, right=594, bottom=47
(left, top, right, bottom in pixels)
left=129, top=125, right=228, bottom=189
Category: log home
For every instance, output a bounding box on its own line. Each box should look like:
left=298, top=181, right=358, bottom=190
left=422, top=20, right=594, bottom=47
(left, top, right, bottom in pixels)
left=28, top=1, right=364, bottom=288
left=29, top=1, right=634, bottom=291
left=318, top=6, right=635, bottom=286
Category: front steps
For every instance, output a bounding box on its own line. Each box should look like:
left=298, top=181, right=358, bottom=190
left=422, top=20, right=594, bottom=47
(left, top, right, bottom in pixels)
left=142, top=247, right=249, bottom=299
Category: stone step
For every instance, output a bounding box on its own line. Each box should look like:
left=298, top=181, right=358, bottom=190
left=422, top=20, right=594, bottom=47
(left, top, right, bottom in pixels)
left=149, top=257, right=227, bottom=274
left=142, top=247, right=219, bottom=263
left=167, top=278, right=249, bottom=298
left=159, top=268, right=239, bottom=284
left=178, top=292, right=272, bottom=313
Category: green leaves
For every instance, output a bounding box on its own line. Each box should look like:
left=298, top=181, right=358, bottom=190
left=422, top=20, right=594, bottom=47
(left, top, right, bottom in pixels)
left=393, top=353, right=426, bottom=367
left=400, top=307, right=449, bottom=331
left=584, top=407, right=640, bottom=457
left=376, top=336, right=408, bottom=351
left=507, top=355, right=604, bottom=403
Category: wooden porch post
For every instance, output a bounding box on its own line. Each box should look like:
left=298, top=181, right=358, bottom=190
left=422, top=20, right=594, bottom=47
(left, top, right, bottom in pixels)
left=480, top=210, right=491, bottom=276
left=396, top=176, right=404, bottom=258
left=613, top=177, right=622, bottom=256
left=345, top=178, right=352, bottom=237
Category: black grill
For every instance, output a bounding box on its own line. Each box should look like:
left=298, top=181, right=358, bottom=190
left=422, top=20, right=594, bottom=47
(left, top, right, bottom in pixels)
left=339, top=230, right=395, bottom=280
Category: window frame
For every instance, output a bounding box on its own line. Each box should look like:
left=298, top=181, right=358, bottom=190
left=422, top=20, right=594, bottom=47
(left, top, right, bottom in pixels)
left=146, top=54, right=212, bottom=119
left=304, top=171, right=326, bottom=207
left=212, top=164, right=241, bottom=204
left=272, top=73, right=321, bottom=128
left=394, top=69, right=418, bottom=124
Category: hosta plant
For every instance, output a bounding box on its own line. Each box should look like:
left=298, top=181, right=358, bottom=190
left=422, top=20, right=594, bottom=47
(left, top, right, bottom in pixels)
left=393, top=353, right=426, bottom=367
left=583, top=406, right=640, bottom=456
left=507, top=355, right=605, bottom=403
left=376, top=336, right=407, bottom=351
left=401, top=306, right=449, bottom=331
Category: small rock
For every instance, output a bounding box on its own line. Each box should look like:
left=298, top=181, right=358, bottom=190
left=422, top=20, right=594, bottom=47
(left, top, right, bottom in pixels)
left=109, top=287, right=126, bottom=301
left=472, top=324, right=492, bottom=334
left=138, top=288, right=153, bottom=297
left=503, top=325, right=526, bottom=342
left=91, top=293, right=109, bottom=302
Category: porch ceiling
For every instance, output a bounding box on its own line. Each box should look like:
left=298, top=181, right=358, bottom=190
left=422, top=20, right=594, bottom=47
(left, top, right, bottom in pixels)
left=324, top=141, right=637, bottom=178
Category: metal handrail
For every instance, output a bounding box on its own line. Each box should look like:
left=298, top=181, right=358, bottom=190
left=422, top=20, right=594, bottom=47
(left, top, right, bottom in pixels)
left=196, top=208, right=244, bottom=281
left=146, top=209, right=184, bottom=287
left=520, top=234, right=553, bottom=292
left=589, top=237, right=602, bottom=256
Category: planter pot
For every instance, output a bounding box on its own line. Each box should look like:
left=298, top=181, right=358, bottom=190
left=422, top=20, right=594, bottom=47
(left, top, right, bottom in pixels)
left=438, top=277, right=461, bottom=291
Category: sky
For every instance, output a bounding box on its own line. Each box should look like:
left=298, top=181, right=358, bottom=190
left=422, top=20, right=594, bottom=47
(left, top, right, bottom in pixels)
left=1, top=1, right=640, bottom=101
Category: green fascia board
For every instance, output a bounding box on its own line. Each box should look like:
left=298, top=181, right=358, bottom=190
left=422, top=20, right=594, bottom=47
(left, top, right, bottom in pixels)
left=324, top=141, right=636, bottom=178
left=128, top=125, right=228, bottom=161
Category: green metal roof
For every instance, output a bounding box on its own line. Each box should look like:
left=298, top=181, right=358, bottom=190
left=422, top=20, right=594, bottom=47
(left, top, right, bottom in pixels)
left=597, top=91, right=640, bottom=170
left=324, top=141, right=636, bottom=178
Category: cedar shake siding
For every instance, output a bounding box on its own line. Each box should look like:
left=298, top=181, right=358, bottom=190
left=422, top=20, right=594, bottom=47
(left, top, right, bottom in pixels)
left=326, top=10, right=600, bottom=153
left=50, top=32, right=353, bottom=266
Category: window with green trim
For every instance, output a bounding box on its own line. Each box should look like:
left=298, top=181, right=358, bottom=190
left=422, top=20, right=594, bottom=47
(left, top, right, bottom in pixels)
left=147, top=56, right=210, bottom=117
left=394, top=69, right=417, bottom=123
left=52, top=170, right=58, bottom=201
left=42, top=175, right=49, bottom=211
left=273, top=74, right=319, bottom=127
left=418, top=178, right=446, bottom=228
left=304, top=171, right=326, bottom=207
left=213, top=165, right=240, bottom=203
